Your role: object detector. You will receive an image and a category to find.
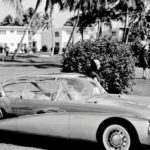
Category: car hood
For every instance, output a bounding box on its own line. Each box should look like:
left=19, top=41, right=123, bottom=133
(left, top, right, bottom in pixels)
left=111, top=94, right=150, bottom=107
left=86, top=94, right=150, bottom=120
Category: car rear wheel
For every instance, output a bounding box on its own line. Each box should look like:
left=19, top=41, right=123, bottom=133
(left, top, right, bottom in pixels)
left=98, top=123, right=139, bottom=150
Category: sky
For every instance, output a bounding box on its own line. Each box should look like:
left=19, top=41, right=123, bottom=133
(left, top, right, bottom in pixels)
left=0, top=0, right=73, bottom=28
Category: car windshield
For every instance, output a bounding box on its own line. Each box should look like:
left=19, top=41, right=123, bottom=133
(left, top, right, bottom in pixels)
left=59, top=77, right=107, bottom=102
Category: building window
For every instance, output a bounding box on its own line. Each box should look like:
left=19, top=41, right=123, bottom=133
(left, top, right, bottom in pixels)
left=55, top=32, right=59, bottom=37
left=55, top=42, right=60, bottom=47
left=0, top=30, right=6, bottom=35
left=112, top=31, right=116, bottom=36
left=17, top=31, right=25, bottom=35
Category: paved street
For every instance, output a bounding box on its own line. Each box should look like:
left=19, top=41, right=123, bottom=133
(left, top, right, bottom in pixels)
left=0, top=54, right=62, bottom=81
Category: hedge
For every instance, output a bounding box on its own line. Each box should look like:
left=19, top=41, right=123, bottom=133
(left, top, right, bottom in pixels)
left=62, top=36, right=135, bottom=94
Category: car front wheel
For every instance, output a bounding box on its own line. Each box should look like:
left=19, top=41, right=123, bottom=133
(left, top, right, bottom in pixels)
left=98, top=123, right=138, bottom=150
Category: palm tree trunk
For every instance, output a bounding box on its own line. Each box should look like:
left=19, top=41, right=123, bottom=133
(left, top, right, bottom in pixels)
left=123, top=8, right=129, bottom=42
left=50, top=21, right=55, bottom=56
left=12, top=12, right=36, bottom=59
left=65, top=6, right=80, bottom=53
left=125, top=26, right=131, bottom=43
left=98, top=22, right=102, bottom=37
left=81, top=29, right=84, bottom=40
left=125, top=12, right=134, bottom=44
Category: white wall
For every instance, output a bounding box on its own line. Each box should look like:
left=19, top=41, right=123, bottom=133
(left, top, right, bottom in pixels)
left=0, top=26, right=28, bottom=53
left=41, top=26, right=98, bottom=54
left=41, top=30, right=52, bottom=50
left=32, top=32, right=41, bottom=52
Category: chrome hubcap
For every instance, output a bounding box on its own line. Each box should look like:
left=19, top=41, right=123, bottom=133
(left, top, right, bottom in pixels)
left=103, top=125, right=130, bottom=150
left=109, top=130, right=127, bottom=148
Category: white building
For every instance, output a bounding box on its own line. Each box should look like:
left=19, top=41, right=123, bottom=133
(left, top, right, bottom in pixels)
left=41, top=26, right=97, bottom=54
left=0, top=26, right=29, bottom=53
left=31, top=31, right=42, bottom=52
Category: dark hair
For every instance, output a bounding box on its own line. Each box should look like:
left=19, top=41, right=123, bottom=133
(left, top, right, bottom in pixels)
left=91, top=59, right=97, bottom=71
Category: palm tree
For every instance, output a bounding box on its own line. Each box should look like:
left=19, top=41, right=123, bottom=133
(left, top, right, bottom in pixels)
left=64, top=0, right=122, bottom=41
left=113, top=0, right=150, bottom=43
left=64, top=0, right=122, bottom=52
left=12, top=0, right=64, bottom=58
left=12, top=11, right=37, bottom=59
left=12, top=2, right=42, bottom=59
left=40, top=0, right=64, bottom=56
left=64, top=0, right=98, bottom=49
left=2, top=0, right=23, bottom=15
left=37, top=13, right=55, bottom=55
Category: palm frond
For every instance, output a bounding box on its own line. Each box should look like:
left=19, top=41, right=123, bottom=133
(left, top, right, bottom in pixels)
left=2, top=0, right=23, bottom=15
left=34, top=0, right=42, bottom=13
left=45, top=0, right=50, bottom=13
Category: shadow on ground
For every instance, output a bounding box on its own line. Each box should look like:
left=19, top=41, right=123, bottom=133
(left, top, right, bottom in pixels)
left=0, top=55, right=62, bottom=68
left=0, top=131, right=149, bottom=150
left=0, top=131, right=98, bottom=150
left=0, top=63, right=62, bottom=68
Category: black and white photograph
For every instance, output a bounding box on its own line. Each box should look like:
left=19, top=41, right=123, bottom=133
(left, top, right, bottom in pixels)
left=0, top=0, right=150, bottom=150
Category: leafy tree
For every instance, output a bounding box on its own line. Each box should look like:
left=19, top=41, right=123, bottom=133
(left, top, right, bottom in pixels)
left=13, top=17, right=23, bottom=26
left=0, top=14, right=14, bottom=26
left=23, top=8, right=41, bottom=34
left=112, top=0, right=150, bottom=43
left=22, top=7, right=35, bottom=25
left=64, top=18, right=74, bottom=27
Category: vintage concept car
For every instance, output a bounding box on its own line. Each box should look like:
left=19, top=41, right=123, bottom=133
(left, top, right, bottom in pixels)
left=0, top=73, right=150, bottom=150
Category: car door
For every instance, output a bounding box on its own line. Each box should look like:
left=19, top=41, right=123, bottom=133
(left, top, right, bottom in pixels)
left=17, top=79, right=69, bottom=138
left=60, top=77, right=103, bottom=141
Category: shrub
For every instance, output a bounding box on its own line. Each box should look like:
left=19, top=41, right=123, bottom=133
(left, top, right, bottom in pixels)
left=41, top=45, right=48, bottom=52
left=32, top=47, right=37, bottom=53
left=54, top=47, right=59, bottom=54
left=0, top=46, right=3, bottom=53
left=62, top=36, right=135, bottom=94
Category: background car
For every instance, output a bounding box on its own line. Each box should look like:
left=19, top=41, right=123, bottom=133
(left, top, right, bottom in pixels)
left=0, top=73, right=150, bottom=150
